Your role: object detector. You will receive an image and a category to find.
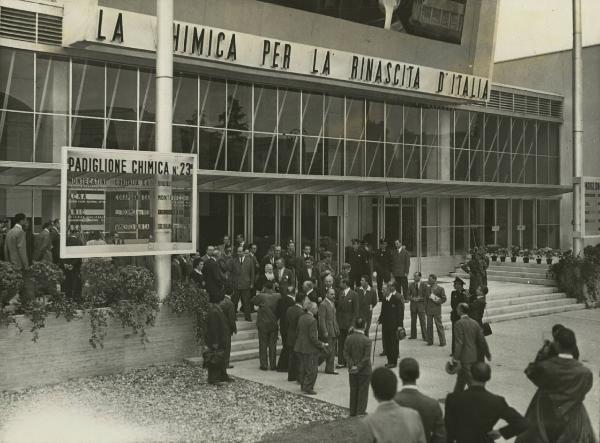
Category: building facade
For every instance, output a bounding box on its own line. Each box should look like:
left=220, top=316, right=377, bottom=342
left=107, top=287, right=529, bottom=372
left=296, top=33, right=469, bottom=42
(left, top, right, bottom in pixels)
left=0, top=0, right=568, bottom=274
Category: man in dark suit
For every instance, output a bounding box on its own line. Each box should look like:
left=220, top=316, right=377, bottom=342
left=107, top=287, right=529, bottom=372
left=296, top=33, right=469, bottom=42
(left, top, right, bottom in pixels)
left=34, top=222, right=53, bottom=262
left=303, top=280, right=320, bottom=304
left=232, top=246, right=256, bottom=321
left=378, top=281, right=404, bottom=368
left=391, top=240, right=410, bottom=300
left=408, top=272, right=428, bottom=341
left=356, top=275, right=378, bottom=335
left=286, top=291, right=307, bottom=382
left=274, top=258, right=294, bottom=295
left=452, top=303, right=491, bottom=393
left=335, top=278, right=359, bottom=369
left=450, top=277, right=469, bottom=355
left=260, top=244, right=282, bottom=272
left=276, top=285, right=296, bottom=372
left=251, top=282, right=281, bottom=371
left=204, top=297, right=233, bottom=385
left=318, top=287, right=340, bottom=374
left=294, top=302, right=327, bottom=395
left=346, top=239, right=369, bottom=288
left=445, top=362, right=528, bottom=443
left=298, top=255, right=319, bottom=290
left=50, top=218, right=60, bottom=264
left=373, top=239, right=391, bottom=294
left=344, top=317, right=372, bottom=416
left=4, top=213, right=29, bottom=270
left=204, top=251, right=225, bottom=302
left=395, top=358, right=446, bottom=443
left=219, top=287, right=237, bottom=369
left=425, top=274, right=447, bottom=347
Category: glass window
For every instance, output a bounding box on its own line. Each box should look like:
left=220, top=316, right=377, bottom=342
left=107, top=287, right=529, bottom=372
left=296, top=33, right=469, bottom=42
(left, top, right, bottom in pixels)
left=471, top=149, right=484, bottom=182
left=453, top=110, right=468, bottom=149
left=511, top=118, right=524, bottom=154
left=36, top=55, right=69, bottom=114
left=537, top=121, right=549, bottom=155
left=524, top=154, right=536, bottom=184
left=401, top=197, right=417, bottom=255
left=0, top=111, right=33, bottom=161
left=233, top=194, right=245, bottom=241
left=303, top=136, right=323, bottom=175
left=227, top=82, right=251, bottom=130
left=303, top=92, right=324, bottom=137
left=498, top=116, right=511, bottom=156
left=227, top=130, right=251, bottom=172
left=320, top=196, right=341, bottom=265
left=254, top=133, right=277, bottom=173
left=346, top=139, right=364, bottom=176
left=422, top=108, right=438, bottom=147
left=198, top=128, right=225, bottom=170
left=278, top=88, right=300, bottom=134
left=301, top=195, right=316, bottom=253
left=512, top=154, right=525, bottom=183
left=498, top=150, right=511, bottom=183
left=548, top=124, right=559, bottom=156
left=453, top=148, right=469, bottom=181
left=105, top=120, right=136, bottom=149
left=404, top=144, right=420, bottom=179
left=139, top=123, right=155, bottom=152
left=0, top=49, right=34, bottom=111
left=254, top=84, right=277, bottom=133
left=173, top=125, right=197, bottom=154
left=469, top=112, right=484, bottom=151
left=139, top=69, right=155, bottom=122
left=523, top=199, right=534, bottom=248
left=173, top=73, right=198, bottom=125
left=72, top=60, right=105, bottom=117
left=324, top=95, right=344, bottom=138
left=366, top=100, right=384, bottom=142
left=324, top=138, right=343, bottom=176
left=280, top=195, right=294, bottom=247
left=278, top=134, right=300, bottom=174
left=524, top=120, right=536, bottom=155
left=404, top=105, right=421, bottom=147
left=484, top=150, right=498, bottom=182
left=385, top=143, right=403, bottom=178
left=484, top=114, right=497, bottom=151
left=198, top=192, right=228, bottom=253
left=200, top=78, right=226, bottom=128
left=253, top=194, right=276, bottom=258
left=72, top=117, right=104, bottom=148
left=548, top=157, right=559, bottom=184
left=35, top=114, right=67, bottom=162
left=106, top=65, right=137, bottom=120
left=422, top=145, right=439, bottom=180
left=366, top=141, right=384, bottom=177
left=537, top=156, right=549, bottom=185
left=346, top=98, right=364, bottom=140
left=386, top=103, right=403, bottom=144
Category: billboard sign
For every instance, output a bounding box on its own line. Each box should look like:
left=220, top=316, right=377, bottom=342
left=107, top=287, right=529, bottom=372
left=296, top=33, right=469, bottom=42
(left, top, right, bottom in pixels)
left=582, top=177, right=600, bottom=239
left=60, top=147, right=197, bottom=258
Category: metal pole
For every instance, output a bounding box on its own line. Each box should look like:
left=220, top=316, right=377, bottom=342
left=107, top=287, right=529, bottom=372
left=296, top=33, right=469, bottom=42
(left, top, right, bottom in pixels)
left=572, top=0, right=584, bottom=256
left=155, top=0, right=173, bottom=299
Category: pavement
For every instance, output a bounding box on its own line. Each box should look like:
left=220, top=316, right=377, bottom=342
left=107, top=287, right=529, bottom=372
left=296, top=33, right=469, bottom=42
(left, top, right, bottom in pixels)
left=230, top=308, right=600, bottom=442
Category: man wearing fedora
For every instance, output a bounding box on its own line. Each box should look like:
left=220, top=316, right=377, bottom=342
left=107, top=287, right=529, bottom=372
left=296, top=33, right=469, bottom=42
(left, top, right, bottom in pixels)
left=450, top=277, right=469, bottom=356
left=452, top=303, right=491, bottom=393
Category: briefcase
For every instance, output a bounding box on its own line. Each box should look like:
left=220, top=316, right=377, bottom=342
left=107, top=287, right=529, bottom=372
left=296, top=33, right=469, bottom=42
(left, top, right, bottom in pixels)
left=482, top=322, right=492, bottom=336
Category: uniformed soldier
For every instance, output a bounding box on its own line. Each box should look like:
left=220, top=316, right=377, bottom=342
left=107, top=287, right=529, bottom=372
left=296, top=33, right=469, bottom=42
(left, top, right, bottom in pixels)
left=372, top=239, right=392, bottom=296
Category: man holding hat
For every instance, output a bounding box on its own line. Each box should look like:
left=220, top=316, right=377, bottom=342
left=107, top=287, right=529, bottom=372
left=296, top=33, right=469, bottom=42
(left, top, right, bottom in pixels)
left=450, top=277, right=469, bottom=356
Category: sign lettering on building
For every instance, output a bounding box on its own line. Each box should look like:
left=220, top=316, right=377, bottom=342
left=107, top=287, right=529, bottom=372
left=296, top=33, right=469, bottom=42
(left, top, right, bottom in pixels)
left=581, top=177, right=600, bottom=238
left=63, top=5, right=489, bottom=102
left=60, top=147, right=197, bottom=258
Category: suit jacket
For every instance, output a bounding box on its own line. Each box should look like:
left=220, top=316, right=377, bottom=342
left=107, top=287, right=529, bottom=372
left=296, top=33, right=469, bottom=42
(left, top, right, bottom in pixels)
left=454, top=315, right=490, bottom=365
left=219, top=296, right=237, bottom=335
left=34, top=229, right=52, bottom=262
left=286, top=304, right=305, bottom=347
left=251, top=291, right=281, bottom=332
left=274, top=267, right=294, bottom=293
left=391, top=247, right=411, bottom=277
left=205, top=303, right=228, bottom=350
left=305, top=288, right=321, bottom=305
left=231, top=256, right=255, bottom=290
left=255, top=272, right=276, bottom=292
left=336, top=289, right=359, bottom=330
left=277, top=294, right=296, bottom=339
left=425, top=285, right=447, bottom=315
left=346, top=247, right=370, bottom=280
left=50, top=226, right=60, bottom=263
left=4, top=225, right=28, bottom=270
left=469, top=297, right=486, bottom=326
left=356, top=286, right=378, bottom=322
left=260, top=254, right=277, bottom=271
left=373, top=248, right=392, bottom=281
left=294, top=312, right=324, bottom=354
left=318, top=298, right=340, bottom=339
left=450, top=289, right=469, bottom=322
left=191, top=270, right=205, bottom=289
left=204, top=258, right=224, bottom=298
left=343, top=330, right=372, bottom=376
left=298, top=265, right=319, bottom=289
left=395, top=388, right=446, bottom=443
left=361, top=401, right=426, bottom=443
left=445, top=386, right=529, bottom=443
left=379, top=292, right=404, bottom=330
left=408, top=281, right=428, bottom=304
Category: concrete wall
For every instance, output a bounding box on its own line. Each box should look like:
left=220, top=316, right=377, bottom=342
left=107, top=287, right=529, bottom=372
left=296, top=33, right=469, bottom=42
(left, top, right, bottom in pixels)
left=0, top=307, right=197, bottom=391
left=494, top=45, right=600, bottom=249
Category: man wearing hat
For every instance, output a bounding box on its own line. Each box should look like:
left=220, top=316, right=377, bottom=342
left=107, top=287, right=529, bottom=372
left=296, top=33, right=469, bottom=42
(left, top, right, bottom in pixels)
left=373, top=239, right=392, bottom=296
left=450, top=277, right=469, bottom=356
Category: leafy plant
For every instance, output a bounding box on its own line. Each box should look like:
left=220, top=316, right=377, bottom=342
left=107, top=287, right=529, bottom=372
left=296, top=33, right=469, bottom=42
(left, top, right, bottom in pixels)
left=485, top=244, right=499, bottom=256
left=164, top=281, right=209, bottom=345
left=497, top=247, right=509, bottom=258
left=551, top=249, right=600, bottom=307
left=510, top=245, right=521, bottom=256
left=0, top=261, right=23, bottom=308
left=521, top=249, right=531, bottom=258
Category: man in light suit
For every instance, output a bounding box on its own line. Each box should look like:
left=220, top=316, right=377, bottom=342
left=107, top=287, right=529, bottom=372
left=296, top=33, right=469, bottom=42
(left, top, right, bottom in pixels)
left=4, top=213, right=29, bottom=270
left=425, top=274, right=447, bottom=347
left=318, top=287, right=340, bottom=374
left=360, top=367, right=426, bottom=443
left=34, top=222, right=53, bottom=263
left=408, top=272, right=428, bottom=341
left=286, top=291, right=307, bottom=382
left=232, top=246, right=255, bottom=321
left=452, top=303, right=491, bottom=393
left=274, top=258, right=294, bottom=295
left=344, top=317, right=372, bottom=417
left=336, top=278, right=359, bottom=369
left=294, top=302, right=327, bottom=395
left=356, top=275, right=378, bottom=335
left=395, top=358, right=446, bottom=443
left=391, top=240, right=410, bottom=302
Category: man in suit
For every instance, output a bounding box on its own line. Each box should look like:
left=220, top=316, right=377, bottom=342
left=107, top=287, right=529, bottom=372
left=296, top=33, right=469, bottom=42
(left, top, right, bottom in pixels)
left=395, top=358, right=446, bottom=443
left=216, top=235, right=231, bottom=256
left=373, top=239, right=391, bottom=294
left=356, top=275, right=378, bottom=335
left=425, top=274, right=447, bottom=347
left=346, top=239, right=369, bottom=288
left=50, top=218, right=60, bottom=264
left=378, top=281, right=404, bottom=368
left=232, top=246, right=255, bottom=321
left=298, top=255, right=319, bottom=291
left=318, top=287, right=340, bottom=374
left=452, top=303, right=491, bottom=393
left=294, top=302, right=328, bottom=395
left=450, top=277, right=469, bottom=355
left=303, top=280, right=320, bottom=304
left=286, top=291, right=307, bottom=382
left=201, top=245, right=215, bottom=263
left=360, top=367, right=426, bottom=443
left=219, top=287, right=237, bottom=369
left=34, top=222, right=53, bottom=263
left=336, top=278, right=358, bottom=369
left=255, top=262, right=276, bottom=292
left=408, top=272, right=428, bottom=341
left=274, top=258, right=294, bottom=295
left=445, top=362, right=528, bottom=443
left=316, top=250, right=335, bottom=285
left=204, top=296, right=233, bottom=385
left=260, top=244, right=282, bottom=272
left=204, top=250, right=225, bottom=302
left=251, top=282, right=281, bottom=371
left=391, top=240, right=410, bottom=300
left=318, top=275, right=334, bottom=304
left=344, top=317, right=372, bottom=417
left=276, top=285, right=297, bottom=372
left=4, top=213, right=29, bottom=270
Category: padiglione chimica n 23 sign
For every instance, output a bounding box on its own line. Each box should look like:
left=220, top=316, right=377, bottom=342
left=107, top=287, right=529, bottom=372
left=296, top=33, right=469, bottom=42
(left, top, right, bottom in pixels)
left=59, top=147, right=197, bottom=259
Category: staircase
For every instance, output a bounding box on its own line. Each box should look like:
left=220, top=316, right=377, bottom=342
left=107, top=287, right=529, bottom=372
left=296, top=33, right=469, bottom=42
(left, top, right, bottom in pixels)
left=184, top=276, right=586, bottom=366
left=451, top=261, right=555, bottom=286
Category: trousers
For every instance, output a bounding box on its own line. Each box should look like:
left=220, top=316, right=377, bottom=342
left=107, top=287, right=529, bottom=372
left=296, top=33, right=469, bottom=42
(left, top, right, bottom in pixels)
left=323, top=336, right=338, bottom=373
left=426, top=312, right=446, bottom=346
left=298, top=352, right=319, bottom=392
left=382, top=326, right=399, bottom=365
left=234, top=288, right=252, bottom=320
left=288, top=349, right=299, bottom=381
left=258, top=328, right=278, bottom=369
left=207, top=363, right=228, bottom=384
left=410, top=302, right=427, bottom=339
left=453, top=363, right=473, bottom=393
left=337, top=329, right=349, bottom=365
left=348, top=373, right=370, bottom=416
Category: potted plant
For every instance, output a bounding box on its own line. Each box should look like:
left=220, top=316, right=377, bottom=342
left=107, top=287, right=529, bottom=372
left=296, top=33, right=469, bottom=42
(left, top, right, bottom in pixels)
left=497, top=247, right=508, bottom=262
left=534, top=248, right=543, bottom=264
left=486, top=244, right=499, bottom=262
left=544, top=247, right=556, bottom=265
left=510, top=245, right=520, bottom=262
left=521, top=249, right=531, bottom=264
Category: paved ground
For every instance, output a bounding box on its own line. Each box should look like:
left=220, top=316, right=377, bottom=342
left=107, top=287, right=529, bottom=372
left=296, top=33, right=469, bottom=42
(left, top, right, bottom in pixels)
left=231, top=308, right=600, bottom=442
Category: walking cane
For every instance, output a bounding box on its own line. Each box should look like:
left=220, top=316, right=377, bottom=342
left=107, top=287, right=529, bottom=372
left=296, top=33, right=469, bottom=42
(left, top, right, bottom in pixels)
left=372, top=322, right=379, bottom=364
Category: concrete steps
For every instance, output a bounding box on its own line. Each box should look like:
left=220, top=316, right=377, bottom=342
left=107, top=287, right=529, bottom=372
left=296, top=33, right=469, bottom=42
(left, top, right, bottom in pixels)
left=451, top=262, right=556, bottom=286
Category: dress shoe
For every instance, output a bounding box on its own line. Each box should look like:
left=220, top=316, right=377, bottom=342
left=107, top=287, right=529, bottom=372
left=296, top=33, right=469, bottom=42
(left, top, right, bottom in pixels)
left=439, top=344, right=446, bottom=347
left=303, top=390, right=317, bottom=395
left=408, top=337, right=417, bottom=340
left=259, top=367, right=268, bottom=371
left=379, top=352, right=386, bottom=357
left=384, top=363, right=397, bottom=369
left=336, top=364, right=346, bottom=369
left=227, top=365, right=234, bottom=369
left=325, top=371, right=339, bottom=375
left=426, top=343, right=434, bottom=346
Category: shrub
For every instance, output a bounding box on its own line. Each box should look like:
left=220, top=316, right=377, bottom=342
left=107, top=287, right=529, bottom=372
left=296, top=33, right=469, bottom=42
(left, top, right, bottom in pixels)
left=0, top=261, right=23, bottom=308
left=551, top=250, right=600, bottom=307
left=164, top=281, right=209, bottom=345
